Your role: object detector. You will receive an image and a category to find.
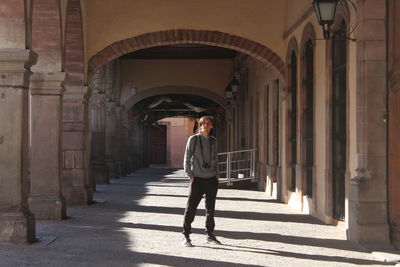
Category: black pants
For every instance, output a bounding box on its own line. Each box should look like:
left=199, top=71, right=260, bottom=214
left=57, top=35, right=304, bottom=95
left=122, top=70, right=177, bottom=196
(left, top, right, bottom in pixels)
left=183, top=177, right=218, bottom=236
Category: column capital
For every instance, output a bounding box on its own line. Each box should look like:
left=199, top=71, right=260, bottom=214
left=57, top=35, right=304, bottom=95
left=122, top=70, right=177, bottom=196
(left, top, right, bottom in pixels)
left=90, top=92, right=108, bottom=104
left=64, top=85, right=89, bottom=102
left=0, top=49, right=37, bottom=72
left=30, top=72, right=66, bottom=95
left=0, top=49, right=37, bottom=90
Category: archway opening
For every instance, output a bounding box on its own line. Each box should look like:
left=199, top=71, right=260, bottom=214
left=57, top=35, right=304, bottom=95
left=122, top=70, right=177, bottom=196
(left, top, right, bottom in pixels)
left=129, top=93, right=226, bottom=169
left=88, top=36, right=285, bottom=192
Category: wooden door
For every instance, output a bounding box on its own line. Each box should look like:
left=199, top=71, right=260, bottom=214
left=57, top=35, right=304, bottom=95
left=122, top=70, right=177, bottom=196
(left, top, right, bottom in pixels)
left=149, top=125, right=167, bottom=164
left=332, top=21, right=347, bottom=220
left=388, top=0, right=400, bottom=249
left=304, top=39, right=314, bottom=197
left=389, top=86, right=400, bottom=248
left=289, top=52, right=297, bottom=192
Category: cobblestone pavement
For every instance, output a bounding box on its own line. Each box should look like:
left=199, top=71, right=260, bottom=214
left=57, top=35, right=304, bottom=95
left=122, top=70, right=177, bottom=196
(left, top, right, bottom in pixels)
left=0, top=168, right=397, bottom=267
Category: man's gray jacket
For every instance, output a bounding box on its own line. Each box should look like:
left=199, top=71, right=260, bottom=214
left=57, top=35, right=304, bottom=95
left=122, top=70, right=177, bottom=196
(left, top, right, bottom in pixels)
left=183, top=133, right=218, bottom=179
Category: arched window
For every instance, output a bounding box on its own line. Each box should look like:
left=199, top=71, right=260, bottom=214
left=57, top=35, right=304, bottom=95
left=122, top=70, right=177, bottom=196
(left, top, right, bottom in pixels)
left=332, top=20, right=347, bottom=220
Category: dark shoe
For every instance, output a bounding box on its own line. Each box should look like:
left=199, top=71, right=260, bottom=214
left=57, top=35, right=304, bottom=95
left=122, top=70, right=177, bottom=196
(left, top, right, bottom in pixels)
left=205, top=234, right=221, bottom=245
left=182, top=235, right=193, bottom=247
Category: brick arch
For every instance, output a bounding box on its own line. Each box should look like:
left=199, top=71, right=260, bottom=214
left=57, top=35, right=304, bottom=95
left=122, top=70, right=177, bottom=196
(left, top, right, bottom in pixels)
left=88, top=29, right=285, bottom=79
left=31, top=0, right=63, bottom=72
left=64, top=0, right=85, bottom=86
left=122, top=85, right=232, bottom=119
left=0, top=0, right=27, bottom=48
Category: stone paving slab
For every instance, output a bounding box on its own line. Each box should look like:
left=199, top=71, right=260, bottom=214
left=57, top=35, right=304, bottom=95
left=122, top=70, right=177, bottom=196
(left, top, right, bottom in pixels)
left=0, top=168, right=397, bottom=267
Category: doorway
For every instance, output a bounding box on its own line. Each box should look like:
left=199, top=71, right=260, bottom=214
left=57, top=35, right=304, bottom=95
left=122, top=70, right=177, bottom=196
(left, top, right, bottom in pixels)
left=388, top=0, right=400, bottom=249
left=149, top=125, right=167, bottom=164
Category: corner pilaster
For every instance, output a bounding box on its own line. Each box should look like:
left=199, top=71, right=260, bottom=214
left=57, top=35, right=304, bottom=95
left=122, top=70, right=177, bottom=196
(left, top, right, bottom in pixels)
left=347, top=0, right=390, bottom=246
left=0, top=49, right=37, bottom=242
left=29, top=71, right=67, bottom=219
left=105, top=101, right=119, bottom=179
left=62, top=85, right=93, bottom=205
left=89, top=92, right=109, bottom=184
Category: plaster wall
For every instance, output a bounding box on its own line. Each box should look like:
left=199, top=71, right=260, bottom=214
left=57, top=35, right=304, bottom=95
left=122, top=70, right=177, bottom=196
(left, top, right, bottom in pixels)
left=120, top=59, right=233, bottom=104
left=159, top=117, right=192, bottom=168
left=85, top=0, right=286, bottom=65
left=284, top=0, right=313, bottom=33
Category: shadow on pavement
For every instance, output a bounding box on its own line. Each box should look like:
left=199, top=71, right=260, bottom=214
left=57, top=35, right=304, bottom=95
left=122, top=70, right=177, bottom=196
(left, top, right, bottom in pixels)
left=116, top=222, right=395, bottom=266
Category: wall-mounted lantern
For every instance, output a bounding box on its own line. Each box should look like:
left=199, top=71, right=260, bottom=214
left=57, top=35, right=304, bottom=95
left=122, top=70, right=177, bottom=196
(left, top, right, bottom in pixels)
left=225, top=76, right=240, bottom=105
left=230, top=77, right=239, bottom=100
left=225, top=85, right=233, bottom=104
left=313, top=0, right=356, bottom=41
left=313, top=0, right=338, bottom=40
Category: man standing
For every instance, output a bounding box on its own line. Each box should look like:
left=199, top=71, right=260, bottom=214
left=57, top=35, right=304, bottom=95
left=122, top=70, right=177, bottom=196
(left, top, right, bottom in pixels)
left=182, top=116, right=221, bottom=247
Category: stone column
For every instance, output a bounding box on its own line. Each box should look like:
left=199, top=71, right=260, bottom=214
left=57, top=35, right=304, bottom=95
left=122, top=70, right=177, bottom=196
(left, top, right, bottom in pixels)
left=127, top=127, right=136, bottom=173
left=62, top=85, right=93, bottom=205
left=115, top=105, right=125, bottom=176
left=142, top=122, right=150, bottom=168
left=0, top=49, right=36, bottom=243
left=105, top=101, right=119, bottom=178
left=90, top=92, right=109, bottom=184
left=29, top=72, right=66, bottom=220
left=348, top=0, right=390, bottom=245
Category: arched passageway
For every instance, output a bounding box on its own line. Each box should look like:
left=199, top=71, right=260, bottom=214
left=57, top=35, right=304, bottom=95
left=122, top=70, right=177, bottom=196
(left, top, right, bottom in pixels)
left=0, top=0, right=396, bottom=253
left=88, top=38, right=284, bottom=189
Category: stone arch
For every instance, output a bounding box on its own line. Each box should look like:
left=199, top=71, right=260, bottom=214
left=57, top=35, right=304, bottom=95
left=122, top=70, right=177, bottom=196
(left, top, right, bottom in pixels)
left=122, top=85, right=232, bottom=119
left=300, top=23, right=316, bottom=57
left=88, top=29, right=285, bottom=80
left=64, top=0, right=85, bottom=86
left=330, top=2, right=351, bottom=34
left=300, top=23, right=317, bottom=94
left=286, top=37, right=298, bottom=66
left=31, top=0, right=63, bottom=71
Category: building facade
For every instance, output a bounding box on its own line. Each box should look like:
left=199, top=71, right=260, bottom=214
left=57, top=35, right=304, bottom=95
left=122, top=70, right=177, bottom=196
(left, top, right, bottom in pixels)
left=0, top=0, right=399, bottom=250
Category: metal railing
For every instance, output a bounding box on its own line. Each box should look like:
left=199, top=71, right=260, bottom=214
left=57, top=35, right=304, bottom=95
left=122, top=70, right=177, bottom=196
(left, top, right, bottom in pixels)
left=218, top=148, right=258, bottom=186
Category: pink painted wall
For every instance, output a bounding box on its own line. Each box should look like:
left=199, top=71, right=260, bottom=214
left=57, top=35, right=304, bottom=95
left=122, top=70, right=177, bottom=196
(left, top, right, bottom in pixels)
left=159, top=117, right=195, bottom=168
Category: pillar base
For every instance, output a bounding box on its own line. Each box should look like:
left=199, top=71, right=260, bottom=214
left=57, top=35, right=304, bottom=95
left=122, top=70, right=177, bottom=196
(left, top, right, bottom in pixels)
left=28, top=196, right=66, bottom=220
left=122, top=161, right=131, bottom=176
left=106, top=160, right=119, bottom=179
left=63, top=187, right=92, bottom=205
left=347, top=220, right=390, bottom=245
left=62, top=169, right=93, bottom=205
left=348, top=178, right=390, bottom=245
left=117, top=160, right=127, bottom=177
left=91, top=162, right=109, bottom=184
left=0, top=212, right=36, bottom=243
